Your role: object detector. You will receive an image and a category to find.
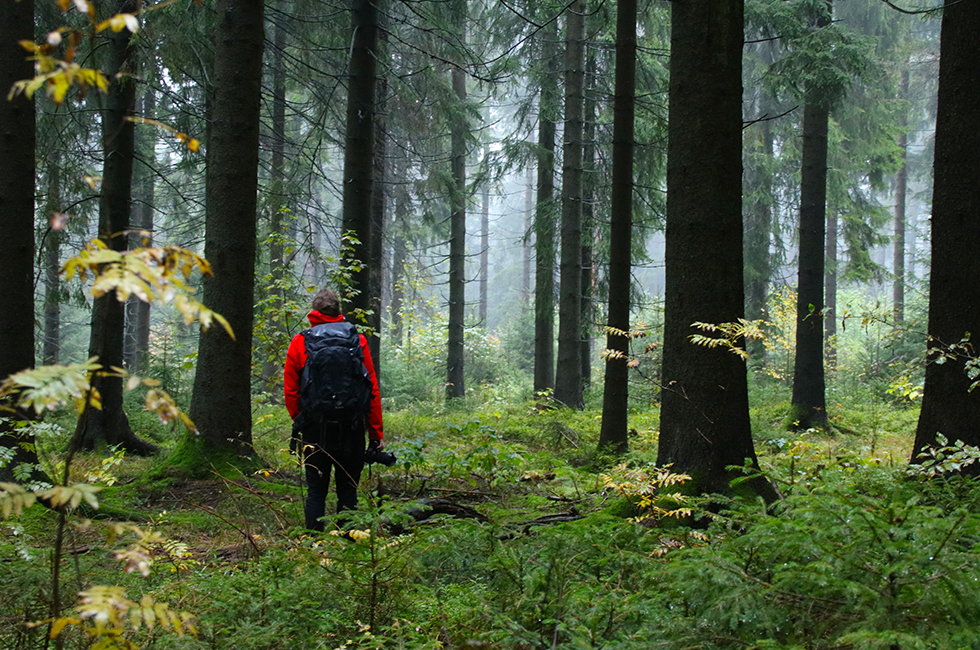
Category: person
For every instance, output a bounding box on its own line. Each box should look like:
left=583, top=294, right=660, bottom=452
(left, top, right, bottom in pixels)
left=283, top=287, right=384, bottom=531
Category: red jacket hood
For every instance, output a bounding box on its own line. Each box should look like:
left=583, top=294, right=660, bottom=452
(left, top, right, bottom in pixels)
left=306, top=310, right=345, bottom=327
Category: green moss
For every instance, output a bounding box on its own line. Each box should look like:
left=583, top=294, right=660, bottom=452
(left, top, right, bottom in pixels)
left=161, top=433, right=264, bottom=479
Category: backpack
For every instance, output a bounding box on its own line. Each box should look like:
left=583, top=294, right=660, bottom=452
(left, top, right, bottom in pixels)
left=298, top=321, right=372, bottom=420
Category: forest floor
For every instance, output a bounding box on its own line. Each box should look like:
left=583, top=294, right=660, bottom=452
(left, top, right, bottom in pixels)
left=4, top=379, right=941, bottom=650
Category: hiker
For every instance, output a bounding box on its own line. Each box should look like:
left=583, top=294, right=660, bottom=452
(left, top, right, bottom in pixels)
left=283, top=287, right=384, bottom=531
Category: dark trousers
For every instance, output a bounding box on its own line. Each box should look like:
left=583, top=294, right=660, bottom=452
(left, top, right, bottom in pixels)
left=302, top=416, right=365, bottom=531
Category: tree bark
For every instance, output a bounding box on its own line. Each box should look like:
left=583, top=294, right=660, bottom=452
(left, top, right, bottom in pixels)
left=446, top=32, right=468, bottom=400
left=77, top=0, right=158, bottom=455
left=0, top=0, right=43, bottom=481
left=580, top=48, right=596, bottom=392
left=189, top=0, right=265, bottom=458
left=533, top=23, right=559, bottom=395
left=892, top=67, right=909, bottom=324
left=258, top=1, right=289, bottom=398
left=523, top=164, right=533, bottom=300
left=788, top=2, right=832, bottom=431
left=369, top=71, right=388, bottom=378
left=657, top=0, right=771, bottom=498
left=554, top=0, right=586, bottom=410
left=911, top=0, right=980, bottom=460
left=790, top=97, right=830, bottom=430
left=744, top=114, right=773, bottom=362
left=44, top=147, right=63, bottom=366
left=824, top=207, right=837, bottom=371
left=479, top=184, right=489, bottom=324
left=598, top=0, right=636, bottom=453
left=125, top=89, right=155, bottom=374
left=340, top=0, right=378, bottom=324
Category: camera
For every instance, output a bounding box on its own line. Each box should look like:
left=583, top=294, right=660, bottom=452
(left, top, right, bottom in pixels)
left=364, top=440, right=397, bottom=466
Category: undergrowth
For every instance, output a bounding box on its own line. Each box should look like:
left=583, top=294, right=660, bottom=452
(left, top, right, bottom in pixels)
left=4, top=378, right=978, bottom=650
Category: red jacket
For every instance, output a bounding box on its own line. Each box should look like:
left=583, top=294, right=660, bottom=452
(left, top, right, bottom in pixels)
left=283, top=311, right=383, bottom=442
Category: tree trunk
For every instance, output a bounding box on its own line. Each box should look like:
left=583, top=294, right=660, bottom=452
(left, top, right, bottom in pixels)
left=523, top=164, right=533, bottom=300
left=554, top=0, right=585, bottom=409
left=188, top=0, right=265, bottom=460
left=479, top=184, right=489, bottom=324
left=44, top=147, right=63, bottom=366
left=258, top=2, right=289, bottom=398
left=824, top=208, right=837, bottom=371
left=744, top=116, right=773, bottom=362
left=598, top=0, right=636, bottom=453
left=340, top=0, right=378, bottom=323
left=125, top=89, right=155, bottom=374
left=389, top=144, right=410, bottom=346
left=77, top=0, right=158, bottom=456
left=369, top=71, right=388, bottom=378
left=911, top=0, right=980, bottom=460
left=893, top=67, right=909, bottom=324
left=580, top=48, right=596, bottom=392
left=790, top=96, right=831, bottom=430
left=446, top=25, right=468, bottom=401
left=0, top=0, right=43, bottom=481
left=533, top=23, right=559, bottom=395
left=657, top=0, right=771, bottom=498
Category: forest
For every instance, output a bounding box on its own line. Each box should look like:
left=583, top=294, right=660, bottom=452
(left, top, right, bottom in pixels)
left=2, top=0, right=980, bottom=647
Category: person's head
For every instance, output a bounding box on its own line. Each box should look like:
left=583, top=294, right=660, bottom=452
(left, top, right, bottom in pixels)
left=312, top=287, right=340, bottom=316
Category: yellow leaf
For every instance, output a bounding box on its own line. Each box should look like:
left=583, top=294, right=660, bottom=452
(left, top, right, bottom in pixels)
left=141, top=596, right=156, bottom=630
left=49, top=617, right=77, bottom=639
left=51, top=74, right=70, bottom=103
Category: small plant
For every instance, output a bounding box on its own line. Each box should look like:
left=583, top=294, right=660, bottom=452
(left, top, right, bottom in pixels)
left=908, top=433, right=980, bottom=478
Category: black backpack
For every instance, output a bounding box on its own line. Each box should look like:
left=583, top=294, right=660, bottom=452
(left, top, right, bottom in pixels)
left=298, top=321, right=372, bottom=420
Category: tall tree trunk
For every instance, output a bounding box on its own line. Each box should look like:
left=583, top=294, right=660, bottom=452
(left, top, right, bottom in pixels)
left=533, top=23, right=559, bottom=395
left=788, top=2, right=831, bottom=431
left=259, top=2, right=289, bottom=397
left=77, top=0, right=158, bottom=455
left=369, top=72, right=388, bottom=378
left=911, top=0, right=980, bottom=460
left=44, top=148, right=63, bottom=366
left=0, top=0, right=43, bottom=481
left=554, top=0, right=585, bottom=409
left=790, top=96, right=831, bottom=430
left=390, top=215, right=408, bottom=347
left=479, top=184, right=489, bottom=324
left=598, top=0, right=636, bottom=453
left=340, top=0, right=378, bottom=323
left=446, top=20, right=468, bottom=400
left=580, top=48, right=596, bottom=392
left=523, top=164, right=533, bottom=300
left=125, top=89, right=155, bottom=374
left=657, top=0, right=771, bottom=498
left=893, top=67, right=909, bottom=324
left=188, top=0, right=265, bottom=460
left=744, top=117, right=773, bottom=362
left=824, top=208, right=837, bottom=371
